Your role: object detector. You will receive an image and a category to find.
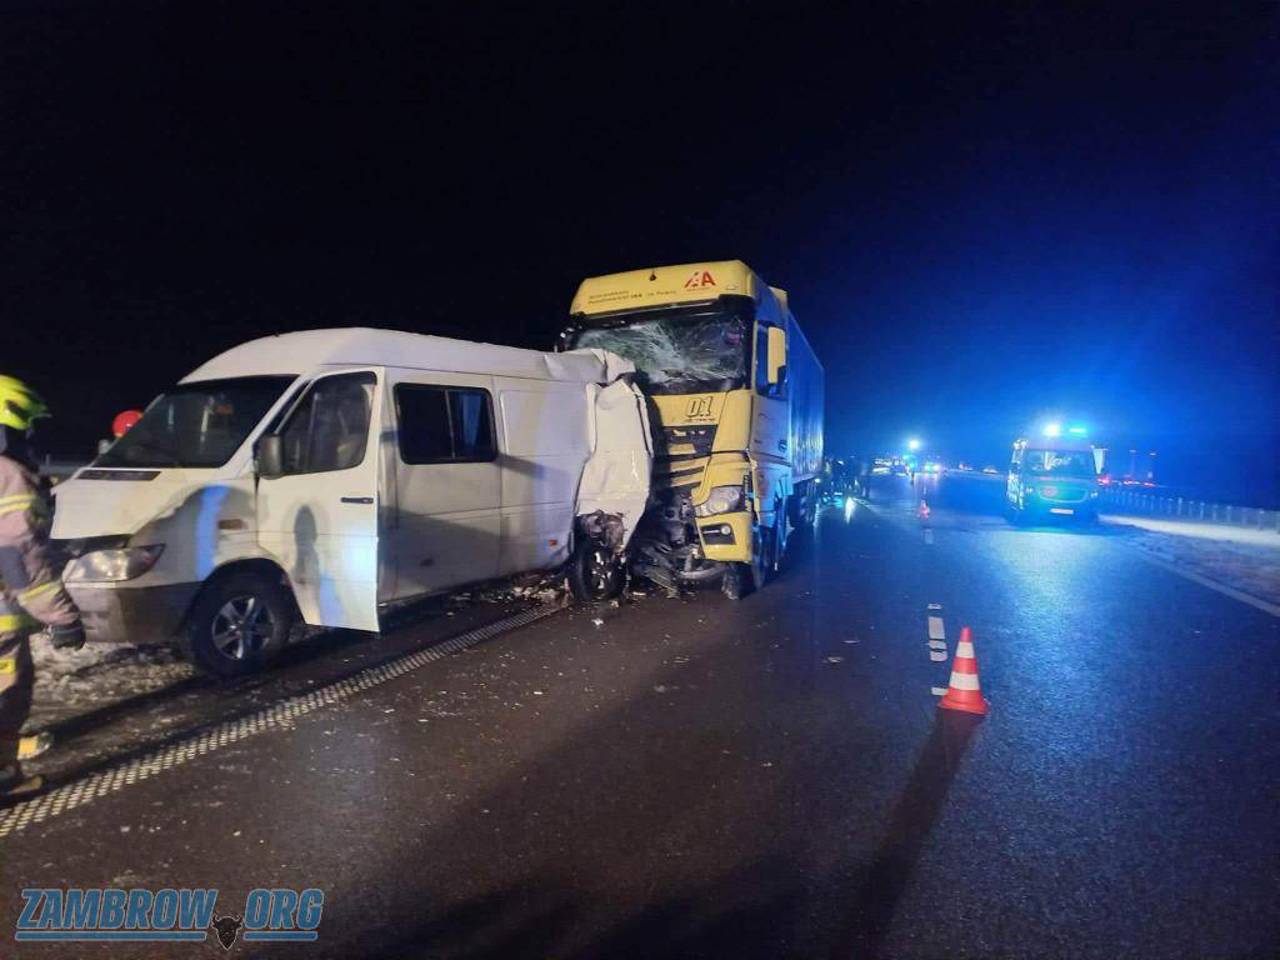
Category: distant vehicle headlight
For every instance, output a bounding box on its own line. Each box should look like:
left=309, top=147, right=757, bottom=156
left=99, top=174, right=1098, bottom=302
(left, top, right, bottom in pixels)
left=65, top=545, right=165, bottom=583
left=694, top=485, right=745, bottom=517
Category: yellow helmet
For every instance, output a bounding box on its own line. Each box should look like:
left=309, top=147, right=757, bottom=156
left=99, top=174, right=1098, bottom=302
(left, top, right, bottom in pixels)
left=0, top=375, right=50, bottom=432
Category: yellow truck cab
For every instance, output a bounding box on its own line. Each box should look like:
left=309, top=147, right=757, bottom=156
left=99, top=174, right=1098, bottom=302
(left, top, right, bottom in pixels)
left=1006, top=425, right=1102, bottom=524
left=561, top=261, right=824, bottom=597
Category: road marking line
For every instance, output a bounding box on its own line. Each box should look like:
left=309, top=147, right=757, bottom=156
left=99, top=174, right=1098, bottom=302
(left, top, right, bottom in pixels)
left=927, top=616, right=946, bottom=640
left=929, top=651, right=948, bottom=662
left=1133, top=552, right=1280, bottom=619
left=931, top=686, right=948, bottom=696
left=0, top=602, right=567, bottom=841
left=923, top=528, right=934, bottom=544
left=928, top=640, right=947, bottom=650
left=927, top=603, right=942, bottom=611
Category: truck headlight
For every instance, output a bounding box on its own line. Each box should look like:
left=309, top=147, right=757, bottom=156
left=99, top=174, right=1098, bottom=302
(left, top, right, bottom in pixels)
left=694, top=485, right=745, bottom=517
left=65, top=545, right=165, bottom=583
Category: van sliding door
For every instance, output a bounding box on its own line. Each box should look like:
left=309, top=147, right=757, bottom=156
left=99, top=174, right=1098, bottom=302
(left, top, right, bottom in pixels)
left=387, top=370, right=501, bottom=598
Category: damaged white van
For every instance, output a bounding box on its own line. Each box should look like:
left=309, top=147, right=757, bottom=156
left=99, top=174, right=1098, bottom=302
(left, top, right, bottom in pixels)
left=51, top=329, right=651, bottom=676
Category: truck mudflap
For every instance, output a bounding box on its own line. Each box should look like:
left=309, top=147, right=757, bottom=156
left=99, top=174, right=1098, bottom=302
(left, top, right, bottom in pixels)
left=574, top=378, right=653, bottom=549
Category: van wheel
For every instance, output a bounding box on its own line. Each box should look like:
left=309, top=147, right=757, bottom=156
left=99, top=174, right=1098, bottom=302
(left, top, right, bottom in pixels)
left=186, top=572, right=295, bottom=678
left=569, top=539, right=625, bottom=602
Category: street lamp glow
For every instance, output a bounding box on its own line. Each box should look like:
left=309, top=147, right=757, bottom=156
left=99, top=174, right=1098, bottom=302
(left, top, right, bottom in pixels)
left=1042, top=422, right=1062, bottom=438
left=907, top=437, right=922, bottom=451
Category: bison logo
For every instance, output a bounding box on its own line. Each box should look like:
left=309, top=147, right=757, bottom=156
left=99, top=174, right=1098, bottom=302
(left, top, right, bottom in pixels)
left=209, top=914, right=243, bottom=951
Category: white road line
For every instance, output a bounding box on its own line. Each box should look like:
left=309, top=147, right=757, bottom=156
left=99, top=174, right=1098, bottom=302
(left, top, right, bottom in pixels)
left=923, top=528, right=934, bottom=545
left=1132, top=551, right=1280, bottom=619
left=0, top=602, right=567, bottom=841
left=931, top=686, right=948, bottom=696
left=927, top=612, right=948, bottom=661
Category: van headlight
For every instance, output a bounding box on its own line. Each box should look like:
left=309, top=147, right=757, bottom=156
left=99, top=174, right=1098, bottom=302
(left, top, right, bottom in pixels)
left=65, top=545, right=165, bottom=583
left=694, top=485, right=745, bottom=517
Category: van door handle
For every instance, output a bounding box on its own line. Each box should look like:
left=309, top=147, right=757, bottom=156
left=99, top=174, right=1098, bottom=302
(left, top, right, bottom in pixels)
left=340, top=496, right=374, bottom=504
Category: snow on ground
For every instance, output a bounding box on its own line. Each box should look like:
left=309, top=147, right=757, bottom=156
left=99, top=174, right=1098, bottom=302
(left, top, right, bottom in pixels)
left=24, top=570, right=571, bottom=732
left=1102, top=513, right=1280, bottom=548
left=1104, top=516, right=1280, bottom=609
left=30, top=634, right=194, bottom=714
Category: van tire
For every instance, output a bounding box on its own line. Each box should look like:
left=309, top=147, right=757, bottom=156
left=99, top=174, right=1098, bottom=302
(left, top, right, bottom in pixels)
left=186, top=572, right=296, bottom=678
left=569, top=538, right=625, bottom=602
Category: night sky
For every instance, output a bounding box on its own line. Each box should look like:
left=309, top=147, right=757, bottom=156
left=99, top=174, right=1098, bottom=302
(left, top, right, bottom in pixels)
left=3, top=2, right=1277, bottom=498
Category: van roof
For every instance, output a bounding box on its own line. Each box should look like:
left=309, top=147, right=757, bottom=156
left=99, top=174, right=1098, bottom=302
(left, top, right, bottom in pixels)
left=182, top=328, right=633, bottom=384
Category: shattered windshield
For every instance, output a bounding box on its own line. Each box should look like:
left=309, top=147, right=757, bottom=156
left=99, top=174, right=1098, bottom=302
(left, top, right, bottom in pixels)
left=95, top=376, right=296, bottom=468
left=1022, top=449, right=1096, bottom=478
left=569, top=309, right=750, bottom=395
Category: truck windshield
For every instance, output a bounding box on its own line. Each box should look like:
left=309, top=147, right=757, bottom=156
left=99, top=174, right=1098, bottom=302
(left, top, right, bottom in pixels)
left=569, top=308, right=750, bottom=395
left=95, top=376, right=296, bottom=469
left=1022, top=449, right=1095, bottom=478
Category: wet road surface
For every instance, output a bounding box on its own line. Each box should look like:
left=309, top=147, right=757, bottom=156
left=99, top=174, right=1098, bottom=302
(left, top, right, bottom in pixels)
left=2, top=476, right=1277, bottom=958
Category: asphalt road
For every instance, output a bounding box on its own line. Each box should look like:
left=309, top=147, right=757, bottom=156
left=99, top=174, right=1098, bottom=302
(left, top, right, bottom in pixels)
left=2, top=476, right=1277, bottom=959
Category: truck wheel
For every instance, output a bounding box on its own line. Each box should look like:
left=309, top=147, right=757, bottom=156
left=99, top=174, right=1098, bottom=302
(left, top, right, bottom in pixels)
left=186, top=572, right=296, bottom=678
left=746, top=524, right=769, bottom=592
left=767, top=513, right=783, bottom=576
left=569, top=538, right=625, bottom=601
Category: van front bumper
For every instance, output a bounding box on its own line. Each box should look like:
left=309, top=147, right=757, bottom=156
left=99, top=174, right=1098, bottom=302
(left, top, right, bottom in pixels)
left=65, top=582, right=200, bottom=644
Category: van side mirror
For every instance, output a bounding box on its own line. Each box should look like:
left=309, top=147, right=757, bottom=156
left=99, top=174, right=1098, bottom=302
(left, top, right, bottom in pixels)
left=766, top=326, right=787, bottom=385
left=256, top=434, right=285, bottom=480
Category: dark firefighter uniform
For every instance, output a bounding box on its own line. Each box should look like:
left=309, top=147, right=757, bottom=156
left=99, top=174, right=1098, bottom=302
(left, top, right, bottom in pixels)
left=0, top=375, right=84, bottom=800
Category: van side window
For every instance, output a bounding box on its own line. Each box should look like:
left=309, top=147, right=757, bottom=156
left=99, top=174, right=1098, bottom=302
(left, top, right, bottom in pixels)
left=279, top=372, right=376, bottom=474
left=396, top=385, right=495, bottom=464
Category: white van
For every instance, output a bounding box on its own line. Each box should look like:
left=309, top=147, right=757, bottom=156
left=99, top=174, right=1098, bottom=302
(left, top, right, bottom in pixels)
left=51, top=329, right=651, bottom=676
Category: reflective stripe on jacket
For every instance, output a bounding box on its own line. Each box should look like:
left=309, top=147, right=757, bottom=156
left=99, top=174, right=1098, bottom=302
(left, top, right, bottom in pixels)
left=0, top=454, right=79, bottom=635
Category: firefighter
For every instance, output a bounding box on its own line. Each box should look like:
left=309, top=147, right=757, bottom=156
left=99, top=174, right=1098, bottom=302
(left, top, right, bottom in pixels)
left=0, top=376, right=85, bottom=803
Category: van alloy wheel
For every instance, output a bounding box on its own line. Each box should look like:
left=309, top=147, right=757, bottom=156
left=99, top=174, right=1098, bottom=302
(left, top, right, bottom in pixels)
left=569, top=538, right=625, bottom=601
left=210, top=595, right=277, bottom=661
left=187, top=571, right=296, bottom=678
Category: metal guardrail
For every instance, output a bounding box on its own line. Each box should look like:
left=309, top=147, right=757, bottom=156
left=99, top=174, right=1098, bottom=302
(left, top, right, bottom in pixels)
left=1100, top=488, right=1280, bottom=532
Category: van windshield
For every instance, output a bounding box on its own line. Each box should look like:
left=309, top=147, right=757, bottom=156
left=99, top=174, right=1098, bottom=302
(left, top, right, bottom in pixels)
left=95, top=376, right=296, bottom=469
left=568, top=306, right=750, bottom=395
left=1022, top=449, right=1096, bottom=478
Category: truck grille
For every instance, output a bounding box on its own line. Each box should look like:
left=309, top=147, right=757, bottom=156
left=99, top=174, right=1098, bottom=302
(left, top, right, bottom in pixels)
left=658, top=424, right=717, bottom=458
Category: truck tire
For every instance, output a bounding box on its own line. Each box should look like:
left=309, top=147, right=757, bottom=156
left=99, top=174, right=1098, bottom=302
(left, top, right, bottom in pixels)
left=569, top=537, right=625, bottom=602
left=726, top=524, right=768, bottom=599
left=185, top=571, right=296, bottom=678
left=767, top=510, right=784, bottom=576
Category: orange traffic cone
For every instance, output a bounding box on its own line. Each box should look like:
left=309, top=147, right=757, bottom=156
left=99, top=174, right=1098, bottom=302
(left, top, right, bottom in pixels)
left=918, top=499, right=931, bottom=520
left=938, top=626, right=989, bottom=716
